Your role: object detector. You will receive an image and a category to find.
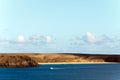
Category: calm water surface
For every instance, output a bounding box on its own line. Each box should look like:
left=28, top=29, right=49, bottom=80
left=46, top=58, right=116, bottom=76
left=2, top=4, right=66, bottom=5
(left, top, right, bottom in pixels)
left=0, top=64, right=120, bottom=80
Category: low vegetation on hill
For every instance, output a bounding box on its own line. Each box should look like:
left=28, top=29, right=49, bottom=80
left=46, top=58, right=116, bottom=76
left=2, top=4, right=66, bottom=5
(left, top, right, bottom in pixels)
left=26, top=53, right=120, bottom=63
left=0, top=54, right=38, bottom=67
left=0, top=53, right=119, bottom=67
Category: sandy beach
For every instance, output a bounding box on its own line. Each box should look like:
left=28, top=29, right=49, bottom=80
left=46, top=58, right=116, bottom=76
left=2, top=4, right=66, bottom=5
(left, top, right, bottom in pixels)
left=38, top=62, right=117, bottom=65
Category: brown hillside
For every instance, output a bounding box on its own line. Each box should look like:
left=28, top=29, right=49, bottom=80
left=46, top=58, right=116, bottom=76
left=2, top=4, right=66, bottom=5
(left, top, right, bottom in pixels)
left=0, top=54, right=38, bottom=67
left=25, top=53, right=120, bottom=63
left=0, top=53, right=120, bottom=66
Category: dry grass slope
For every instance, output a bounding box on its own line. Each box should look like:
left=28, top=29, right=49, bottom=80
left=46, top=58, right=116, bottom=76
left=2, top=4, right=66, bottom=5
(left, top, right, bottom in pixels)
left=25, top=53, right=120, bottom=63
left=0, top=54, right=38, bottom=67
left=0, top=53, right=120, bottom=66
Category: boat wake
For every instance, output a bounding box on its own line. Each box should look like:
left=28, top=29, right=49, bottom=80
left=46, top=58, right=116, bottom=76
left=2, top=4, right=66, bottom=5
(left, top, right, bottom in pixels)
left=49, top=66, right=96, bottom=70
left=49, top=67, right=74, bottom=70
left=50, top=67, right=63, bottom=70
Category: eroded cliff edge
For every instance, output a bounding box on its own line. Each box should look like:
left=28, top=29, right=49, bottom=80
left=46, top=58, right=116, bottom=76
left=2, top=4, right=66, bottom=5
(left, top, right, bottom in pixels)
left=0, top=54, right=38, bottom=67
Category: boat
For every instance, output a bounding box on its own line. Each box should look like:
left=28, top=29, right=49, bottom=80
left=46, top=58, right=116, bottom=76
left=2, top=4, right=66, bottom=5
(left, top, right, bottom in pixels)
left=50, top=67, right=54, bottom=70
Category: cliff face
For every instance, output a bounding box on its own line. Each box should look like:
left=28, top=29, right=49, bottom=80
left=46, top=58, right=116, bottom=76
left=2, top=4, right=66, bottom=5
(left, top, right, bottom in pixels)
left=0, top=54, right=38, bottom=67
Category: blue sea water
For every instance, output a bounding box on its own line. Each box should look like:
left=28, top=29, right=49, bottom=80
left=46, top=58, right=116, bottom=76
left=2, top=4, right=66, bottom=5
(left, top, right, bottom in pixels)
left=0, top=64, right=120, bottom=80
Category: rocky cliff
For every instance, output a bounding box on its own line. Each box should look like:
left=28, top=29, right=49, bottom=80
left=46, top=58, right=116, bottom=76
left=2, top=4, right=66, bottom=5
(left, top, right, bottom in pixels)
left=0, top=54, right=38, bottom=67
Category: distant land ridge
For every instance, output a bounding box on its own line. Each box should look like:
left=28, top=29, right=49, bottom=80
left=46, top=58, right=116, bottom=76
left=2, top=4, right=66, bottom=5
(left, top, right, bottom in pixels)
left=0, top=53, right=120, bottom=68
left=22, top=53, right=120, bottom=63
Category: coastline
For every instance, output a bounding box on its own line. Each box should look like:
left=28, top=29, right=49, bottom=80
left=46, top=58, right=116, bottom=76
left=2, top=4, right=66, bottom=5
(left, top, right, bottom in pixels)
left=38, top=62, right=118, bottom=65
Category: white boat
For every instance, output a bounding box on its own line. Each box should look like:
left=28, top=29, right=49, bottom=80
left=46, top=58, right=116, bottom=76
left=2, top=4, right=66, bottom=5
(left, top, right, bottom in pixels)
left=50, top=67, right=54, bottom=70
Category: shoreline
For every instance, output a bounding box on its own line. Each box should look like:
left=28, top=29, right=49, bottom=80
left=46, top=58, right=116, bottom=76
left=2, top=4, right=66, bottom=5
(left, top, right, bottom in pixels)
left=38, top=62, right=118, bottom=65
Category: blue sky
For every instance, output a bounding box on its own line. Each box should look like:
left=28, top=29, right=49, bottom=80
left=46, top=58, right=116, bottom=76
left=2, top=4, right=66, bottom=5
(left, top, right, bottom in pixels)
left=0, top=0, right=120, bottom=53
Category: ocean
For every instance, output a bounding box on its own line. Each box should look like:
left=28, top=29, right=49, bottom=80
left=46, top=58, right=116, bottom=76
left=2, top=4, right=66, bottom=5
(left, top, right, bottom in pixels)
left=0, top=64, right=120, bottom=80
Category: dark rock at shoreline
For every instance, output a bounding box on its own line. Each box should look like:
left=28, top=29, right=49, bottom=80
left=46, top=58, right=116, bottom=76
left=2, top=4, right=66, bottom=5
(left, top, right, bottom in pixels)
left=0, top=54, right=38, bottom=68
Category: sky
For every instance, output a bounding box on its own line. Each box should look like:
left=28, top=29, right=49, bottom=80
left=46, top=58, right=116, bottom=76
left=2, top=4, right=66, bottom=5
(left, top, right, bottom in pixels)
left=0, top=0, right=120, bottom=53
